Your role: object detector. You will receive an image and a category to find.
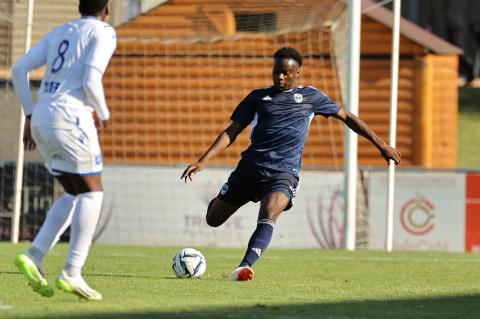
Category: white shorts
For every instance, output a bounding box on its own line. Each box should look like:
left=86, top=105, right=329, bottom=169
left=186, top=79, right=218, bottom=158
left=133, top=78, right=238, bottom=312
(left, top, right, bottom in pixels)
left=31, top=120, right=103, bottom=176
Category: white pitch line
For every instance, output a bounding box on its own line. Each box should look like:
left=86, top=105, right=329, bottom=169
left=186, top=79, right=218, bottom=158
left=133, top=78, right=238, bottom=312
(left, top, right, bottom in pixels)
left=0, top=303, right=12, bottom=311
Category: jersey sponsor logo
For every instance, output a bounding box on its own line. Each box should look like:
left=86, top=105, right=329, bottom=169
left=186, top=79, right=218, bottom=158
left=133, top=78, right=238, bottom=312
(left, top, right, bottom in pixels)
left=262, top=95, right=272, bottom=101
left=220, top=183, right=229, bottom=195
left=52, top=153, right=65, bottom=160
left=293, top=93, right=303, bottom=103
left=44, top=81, right=61, bottom=93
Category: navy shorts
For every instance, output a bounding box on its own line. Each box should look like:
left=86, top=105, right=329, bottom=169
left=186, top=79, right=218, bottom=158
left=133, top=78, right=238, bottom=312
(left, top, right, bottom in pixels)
left=217, top=159, right=299, bottom=211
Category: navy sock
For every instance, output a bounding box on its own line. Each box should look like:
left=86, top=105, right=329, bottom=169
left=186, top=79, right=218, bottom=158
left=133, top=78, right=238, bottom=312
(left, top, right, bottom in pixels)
left=239, top=219, right=274, bottom=267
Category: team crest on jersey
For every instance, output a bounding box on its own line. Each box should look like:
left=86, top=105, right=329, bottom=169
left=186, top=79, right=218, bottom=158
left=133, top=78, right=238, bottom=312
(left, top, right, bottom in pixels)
left=293, top=93, right=303, bottom=103
left=220, top=183, right=229, bottom=195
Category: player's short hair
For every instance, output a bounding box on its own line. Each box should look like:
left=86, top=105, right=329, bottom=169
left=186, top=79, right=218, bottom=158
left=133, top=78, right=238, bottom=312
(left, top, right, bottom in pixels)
left=273, top=47, right=303, bottom=67
left=79, top=0, right=108, bottom=16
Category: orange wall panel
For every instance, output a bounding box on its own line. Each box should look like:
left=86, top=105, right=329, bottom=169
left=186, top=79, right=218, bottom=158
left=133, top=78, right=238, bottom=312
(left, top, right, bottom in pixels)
left=102, top=2, right=457, bottom=168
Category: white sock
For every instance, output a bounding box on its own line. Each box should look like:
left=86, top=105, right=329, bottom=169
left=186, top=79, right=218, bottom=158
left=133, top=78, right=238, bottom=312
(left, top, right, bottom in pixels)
left=28, top=193, right=76, bottom=266
left=65, top=191, right=103, bottom=277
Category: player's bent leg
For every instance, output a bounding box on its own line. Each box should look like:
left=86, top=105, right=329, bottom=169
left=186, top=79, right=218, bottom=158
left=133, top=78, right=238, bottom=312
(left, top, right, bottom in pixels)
left=14, top=254, right=54, bottom=297
left=18, top=183, right=77, bottom=298
left=206, top=197, right=240, bottom=227
left=230, top=192, right=289, bottom=281
left=56, top=271, right=102, bottom=301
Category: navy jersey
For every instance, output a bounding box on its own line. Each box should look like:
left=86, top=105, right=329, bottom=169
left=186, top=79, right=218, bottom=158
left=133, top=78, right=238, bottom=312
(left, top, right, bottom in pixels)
left=230, top=85, right=340, bottom=176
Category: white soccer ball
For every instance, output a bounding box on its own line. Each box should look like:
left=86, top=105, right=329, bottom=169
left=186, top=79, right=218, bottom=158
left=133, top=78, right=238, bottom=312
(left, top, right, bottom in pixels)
left=172, top=248, right=207, bottom=278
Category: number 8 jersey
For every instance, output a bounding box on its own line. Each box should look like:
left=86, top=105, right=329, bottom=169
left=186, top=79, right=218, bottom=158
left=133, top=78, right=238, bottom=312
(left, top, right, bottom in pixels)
left=23, top=16, right=116, bottom=128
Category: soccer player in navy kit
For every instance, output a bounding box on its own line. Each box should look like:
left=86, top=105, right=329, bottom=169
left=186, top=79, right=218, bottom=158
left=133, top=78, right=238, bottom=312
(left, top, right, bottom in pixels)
left=181, top=47, right=401, bottom=281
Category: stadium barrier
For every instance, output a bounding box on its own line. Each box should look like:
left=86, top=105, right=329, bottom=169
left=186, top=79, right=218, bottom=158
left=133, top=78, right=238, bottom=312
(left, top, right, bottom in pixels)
left=2, top=161, right=478, bottom=252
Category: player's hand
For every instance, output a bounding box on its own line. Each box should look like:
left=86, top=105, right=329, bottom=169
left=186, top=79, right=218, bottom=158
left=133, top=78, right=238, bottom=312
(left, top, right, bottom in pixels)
left=23, top=117, right=36, bottom=151
left=181, top=161, right=206, bottom=183
left=95, top=118, right=109, bottom=131
left=380, top=143, right=401, bottom=165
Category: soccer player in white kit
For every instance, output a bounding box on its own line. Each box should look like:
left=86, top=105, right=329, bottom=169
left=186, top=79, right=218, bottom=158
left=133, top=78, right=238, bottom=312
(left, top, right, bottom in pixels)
left=12, top=0, right=116, bottom=301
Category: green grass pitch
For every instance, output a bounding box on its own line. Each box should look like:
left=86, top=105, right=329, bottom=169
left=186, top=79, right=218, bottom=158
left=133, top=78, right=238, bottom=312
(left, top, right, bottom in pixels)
left=2, top=243, right=480, bottom=319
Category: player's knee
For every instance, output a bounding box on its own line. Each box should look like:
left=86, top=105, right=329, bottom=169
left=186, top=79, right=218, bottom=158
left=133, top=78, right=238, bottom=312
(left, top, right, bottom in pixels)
left=205, top=213, right=222, bottom=227
left=205, top=199, right=220, bottom=227
left=207, top=198, right=215, bottom=213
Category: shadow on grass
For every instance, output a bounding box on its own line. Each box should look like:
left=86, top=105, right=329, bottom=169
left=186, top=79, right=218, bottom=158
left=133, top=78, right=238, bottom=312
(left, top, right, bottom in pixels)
left=21, top=294, right=480, bottom=319
left=459, top=87, right=480, bottom=113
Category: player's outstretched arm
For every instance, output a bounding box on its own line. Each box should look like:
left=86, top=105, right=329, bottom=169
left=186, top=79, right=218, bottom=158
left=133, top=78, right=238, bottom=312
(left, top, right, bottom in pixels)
left=181, top=121, right=245, bottom=183
left=332, top=107, right=401, bottom=165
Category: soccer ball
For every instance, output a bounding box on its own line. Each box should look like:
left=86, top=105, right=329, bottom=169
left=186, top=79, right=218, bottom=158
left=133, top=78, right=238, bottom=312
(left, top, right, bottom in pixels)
left=172, top=248, right=207, bottom=278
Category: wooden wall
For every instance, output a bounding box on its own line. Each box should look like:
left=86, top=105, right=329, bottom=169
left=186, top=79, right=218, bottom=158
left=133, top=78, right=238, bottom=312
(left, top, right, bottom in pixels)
left=101, top=3, right=459, bottom=168
left=115, top=0, right=342, bottom=39
left=358, top=58, right=415, bottom=166
left=102, top=33, right=346, bottom=166
left=360, top=16, right=458, bottom=168
left=429, top=55, right=457, bottom=168
left=414, top=54, right=458, bottom=168
left=102, top=32, right=417, bottom=167
left=361, top=16, right=423, bottom=55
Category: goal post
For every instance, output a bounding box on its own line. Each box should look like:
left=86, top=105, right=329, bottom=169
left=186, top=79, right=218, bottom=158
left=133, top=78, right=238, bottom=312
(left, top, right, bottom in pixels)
left=11, top=0, right=34, bottom=244
left=344, top=0, right=361, bottom=251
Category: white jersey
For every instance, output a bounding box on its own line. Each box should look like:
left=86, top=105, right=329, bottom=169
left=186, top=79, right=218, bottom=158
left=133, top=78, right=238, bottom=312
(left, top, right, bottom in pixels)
left=25, top=16, right=116, bottom=128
